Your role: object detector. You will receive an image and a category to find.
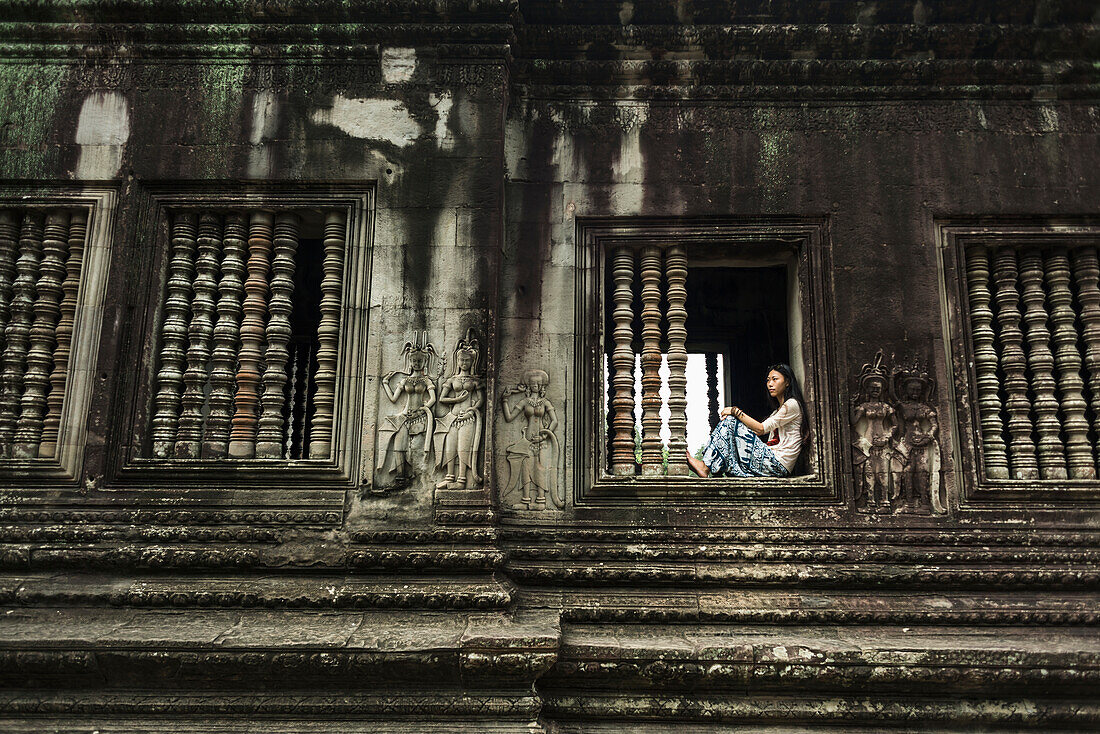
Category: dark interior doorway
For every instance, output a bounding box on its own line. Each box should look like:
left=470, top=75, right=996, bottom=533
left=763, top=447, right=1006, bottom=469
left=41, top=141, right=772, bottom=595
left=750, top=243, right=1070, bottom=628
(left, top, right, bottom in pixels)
left=684, top=265, right=790, bottom=425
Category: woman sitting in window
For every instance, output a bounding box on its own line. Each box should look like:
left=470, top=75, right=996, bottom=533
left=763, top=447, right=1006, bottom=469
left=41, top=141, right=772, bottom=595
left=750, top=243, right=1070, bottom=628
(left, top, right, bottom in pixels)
left=686, top=363, right=808, bottom=478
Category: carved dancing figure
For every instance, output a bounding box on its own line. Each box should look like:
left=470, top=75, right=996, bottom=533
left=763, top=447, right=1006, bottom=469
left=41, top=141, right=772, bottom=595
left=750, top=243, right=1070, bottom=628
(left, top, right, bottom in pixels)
left=851, top=351, right=901, bottom=510
left=893, top=361, right=945, bottom=514
left=433, top=329, right=484, bottom=490
left=500, top=369, right=562, bottom=509
left=377, top=332, right=439, bottom=478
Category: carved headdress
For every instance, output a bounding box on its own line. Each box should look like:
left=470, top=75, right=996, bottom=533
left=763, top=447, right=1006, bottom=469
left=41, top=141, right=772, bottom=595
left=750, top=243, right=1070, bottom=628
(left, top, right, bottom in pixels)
left=448, top=328, right=481, bottom=376
left=892, top=357, right=936, bottom=402
left=401, top=330, right=440, bottom=374
left=855, top=350, right=890, bottom=400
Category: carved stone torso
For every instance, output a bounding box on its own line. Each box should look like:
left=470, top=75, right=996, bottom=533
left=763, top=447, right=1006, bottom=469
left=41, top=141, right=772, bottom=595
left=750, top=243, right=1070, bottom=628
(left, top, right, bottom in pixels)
left=897, top=400, right=936, bottom=447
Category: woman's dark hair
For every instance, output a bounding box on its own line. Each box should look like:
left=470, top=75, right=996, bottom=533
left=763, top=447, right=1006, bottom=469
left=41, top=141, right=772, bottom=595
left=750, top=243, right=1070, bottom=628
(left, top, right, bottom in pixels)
left=766, top=363, right=811, bottom=441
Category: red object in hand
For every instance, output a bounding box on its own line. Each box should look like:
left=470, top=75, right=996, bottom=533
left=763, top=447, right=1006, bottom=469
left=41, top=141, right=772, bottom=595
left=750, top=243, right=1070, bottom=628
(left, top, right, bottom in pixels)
left=766, top=430, right=780, bottom=446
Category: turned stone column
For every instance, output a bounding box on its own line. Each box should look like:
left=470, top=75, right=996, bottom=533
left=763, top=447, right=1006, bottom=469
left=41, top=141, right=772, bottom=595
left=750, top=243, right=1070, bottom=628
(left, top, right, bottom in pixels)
left=991, top=247, right=1038, bottom=480
left=176, top=212, right=222, bottom=459
left=12, top=210, right=67, bottom=458
left=308, top=210, right=345, bottom=460
left=664, top=245, right=689, bottom=476
left=228, top=210, right=273, bottom=459
left=1017, top=248, right=1067, bottom=479
left=1045, top=246, right=1095, bottom=479
left=964, top=245, right=1009, bottom=479
left=203, top=212, right=246, bottom=459
left=1071, top=246, right=1100, bottom=474
left=256, top=212, right=299, bottom=458
left=609, top=245, right=636, bottom=475
left=39, top=209, right=87, bottom=460
left=638, top=245, right=664, bottom=475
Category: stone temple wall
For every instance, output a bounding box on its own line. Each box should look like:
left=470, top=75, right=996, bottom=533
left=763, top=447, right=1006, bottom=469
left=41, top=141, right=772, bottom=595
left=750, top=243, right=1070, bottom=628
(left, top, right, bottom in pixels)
left=0, top=1, right=1098, bottom=730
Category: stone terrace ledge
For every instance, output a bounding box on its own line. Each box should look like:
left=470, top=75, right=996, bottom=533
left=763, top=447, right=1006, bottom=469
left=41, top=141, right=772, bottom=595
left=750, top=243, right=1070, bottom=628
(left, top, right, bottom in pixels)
left=0, top=607, right=560, bottom=730
left=541, top=623, right=1100, bottom=729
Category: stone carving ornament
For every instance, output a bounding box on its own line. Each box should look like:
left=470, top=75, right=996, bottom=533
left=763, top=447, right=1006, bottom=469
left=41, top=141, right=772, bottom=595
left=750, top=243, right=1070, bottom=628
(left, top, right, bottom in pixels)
left=850, top=351, right=945, bottom=515
left=850, top=351, right=901, bottom=511
left=893, top=361, right=945, bottom=515
left=500, top=368, right=562, bottom=510
left=377, top=332, right=439, bottom=479
left=433, top=328, right=484, bottom=490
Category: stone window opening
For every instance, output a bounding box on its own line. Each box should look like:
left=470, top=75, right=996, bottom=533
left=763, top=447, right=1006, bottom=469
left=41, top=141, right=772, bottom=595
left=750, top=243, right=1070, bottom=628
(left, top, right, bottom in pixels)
left=0, top=187, right=115, bottom=487
left=144, top=207, right=344, bottom=462
left=947, top=229, right=1100, bottom=488
left=575, top=219, right=838, bottom=503
left=600, top=244, right=802, bottom=478
left=0, top=207, right=90, bottom=461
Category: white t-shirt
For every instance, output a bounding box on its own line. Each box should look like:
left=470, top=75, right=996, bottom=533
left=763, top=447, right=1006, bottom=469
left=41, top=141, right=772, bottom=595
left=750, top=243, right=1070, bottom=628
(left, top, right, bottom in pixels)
left=759, top=398, right=803, bottom=472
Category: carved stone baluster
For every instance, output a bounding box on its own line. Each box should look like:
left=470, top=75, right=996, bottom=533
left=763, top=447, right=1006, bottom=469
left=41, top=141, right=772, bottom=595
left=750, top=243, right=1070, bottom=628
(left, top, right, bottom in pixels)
left=609, top=245, right=636, bottom=475
left=39, top=209, right=87, bottom=460
left=256, top=212, right=299, bottom=458
left=0, top=211, right=20, bottom=433
left=302, top=343, right=314, bottom=454
left=284, top=344, right=300, bottom=459
left=664, top=244, right=689, bottom=476
left=1045, top=246, right=1095, bottom=479
left=308, top=210, right=345, bottom=460
left=705, top=352, right=719, bottom=430
left=0, top=211, right=18, bottom=357
left=638, top=244, right=663, bottom=474
left=229, top=210, right=274, bottom=459
left=1018, top=248, right=1067, bottom=479
left=175, top=212, right=222, bottom=459
left=203, top=212, right=245, bottom=458
left=151, top=212, right=197, bottom=458
left=1071, top=246, right=1100, bottom=473
left=965, top=245, right=1009, bottom=479
left=13, top=210, right=68, bottom=457
left=0, top=212, right=44, bottom=457
left=991, top=248, right=1041, bottom=478
left=991, top=247, right=1038, bottom=479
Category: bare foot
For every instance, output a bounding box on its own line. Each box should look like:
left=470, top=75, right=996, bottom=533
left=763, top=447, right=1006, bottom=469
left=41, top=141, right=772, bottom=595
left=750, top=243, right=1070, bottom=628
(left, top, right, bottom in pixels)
left=685, top=449, right=710, bottom=478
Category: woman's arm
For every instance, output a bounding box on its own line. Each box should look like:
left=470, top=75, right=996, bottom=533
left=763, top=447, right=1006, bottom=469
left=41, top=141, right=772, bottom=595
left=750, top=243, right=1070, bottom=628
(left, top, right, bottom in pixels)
left=720, top=405, right=767, bottom=435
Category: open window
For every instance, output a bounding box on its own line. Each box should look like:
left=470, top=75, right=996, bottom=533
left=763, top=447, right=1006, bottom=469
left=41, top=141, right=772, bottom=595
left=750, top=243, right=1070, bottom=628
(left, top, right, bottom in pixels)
left=576, top=219, right=838, bottom=503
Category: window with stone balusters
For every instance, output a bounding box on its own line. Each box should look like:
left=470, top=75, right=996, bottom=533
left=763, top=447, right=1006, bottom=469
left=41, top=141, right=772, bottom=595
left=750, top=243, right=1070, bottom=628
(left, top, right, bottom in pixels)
left=0, top=189, right=114, bottom=484
left=575, top=219, right=839, bottom=502
left=145, top=208, right=346, bottom=461
left=121, top=191, right=373, bottom=491
left=944, top=225, right=1100, bottom=500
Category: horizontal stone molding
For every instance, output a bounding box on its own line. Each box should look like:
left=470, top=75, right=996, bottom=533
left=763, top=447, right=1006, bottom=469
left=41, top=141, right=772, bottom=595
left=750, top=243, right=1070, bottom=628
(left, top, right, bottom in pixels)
left=0, top=573, right=514, bottom=609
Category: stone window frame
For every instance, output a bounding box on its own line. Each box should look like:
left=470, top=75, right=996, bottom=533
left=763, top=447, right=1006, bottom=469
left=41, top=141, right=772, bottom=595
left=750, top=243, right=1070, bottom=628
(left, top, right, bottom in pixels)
left=574, top=217, right=842, bottom=505
left=939, top=221, right=1100, bottom=505
left=0, top=185, right=117, bottom=488
left=107, top=184, right=374, bottom=502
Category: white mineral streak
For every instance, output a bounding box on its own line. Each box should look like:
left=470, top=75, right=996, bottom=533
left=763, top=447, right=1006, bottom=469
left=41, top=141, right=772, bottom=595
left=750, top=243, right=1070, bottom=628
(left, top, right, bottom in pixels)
left=247, top=90, right=279, bottom=178
left=74, top=92, right=130, bottom=179
left=311, top=96, right=422, bottom=148
left=429, top=92, right=454, bottom=146
left=381, top=47, right=417, bottom=84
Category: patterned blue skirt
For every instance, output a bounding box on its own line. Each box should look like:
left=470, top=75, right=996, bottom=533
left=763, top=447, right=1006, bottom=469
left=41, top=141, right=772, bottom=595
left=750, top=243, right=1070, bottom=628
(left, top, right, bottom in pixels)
left=702, top=416, right=790, bottom=478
